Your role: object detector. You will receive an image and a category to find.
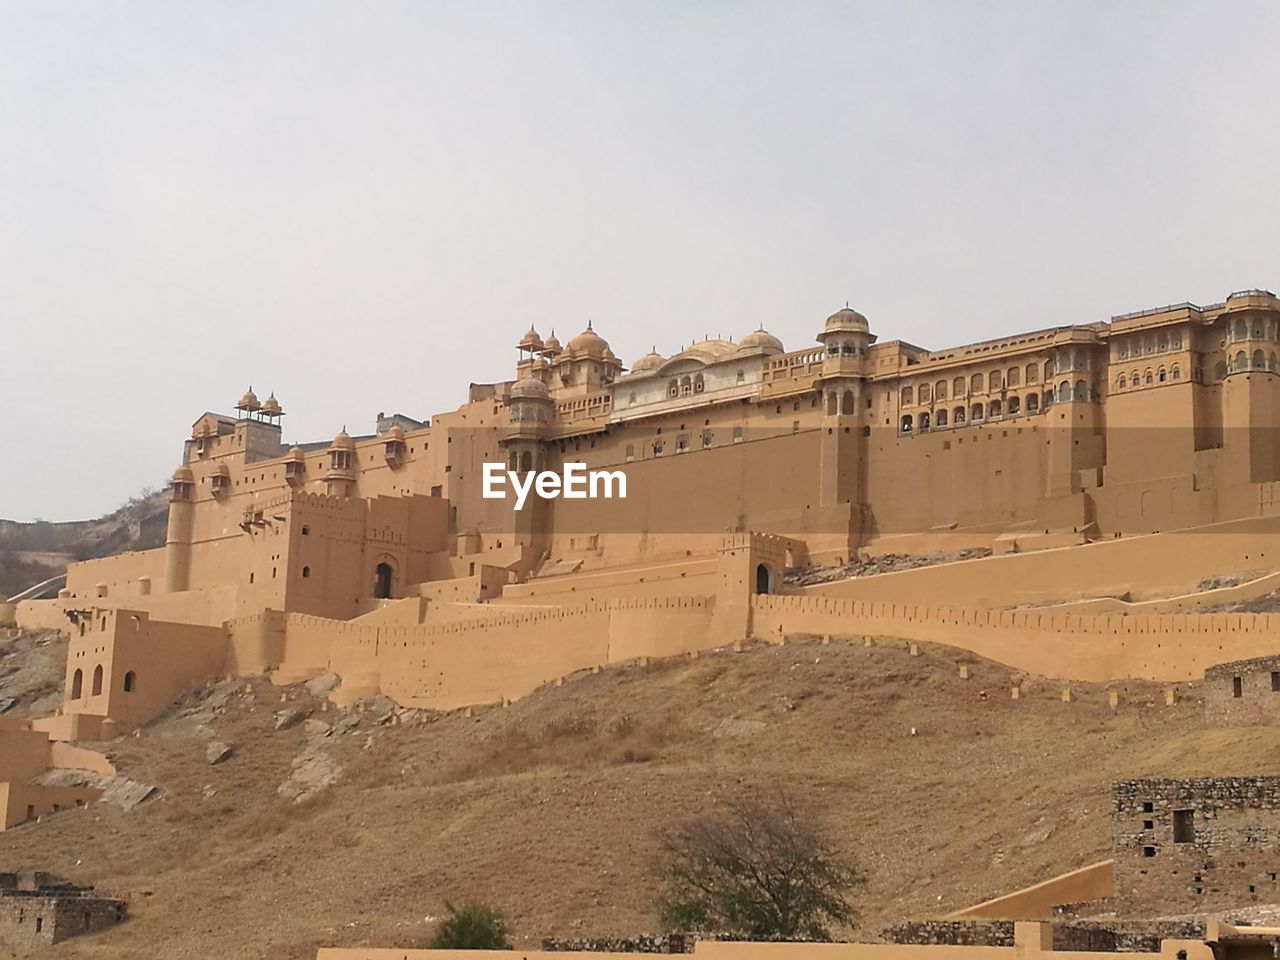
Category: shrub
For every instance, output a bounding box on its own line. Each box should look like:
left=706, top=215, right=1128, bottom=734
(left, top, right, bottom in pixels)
left=429, top=902, right=512, bottom=950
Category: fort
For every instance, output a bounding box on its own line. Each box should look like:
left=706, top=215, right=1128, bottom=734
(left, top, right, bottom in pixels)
left=11, top=288, right=1280, bottom=954
left=12, top=288, right=1280, bottom=737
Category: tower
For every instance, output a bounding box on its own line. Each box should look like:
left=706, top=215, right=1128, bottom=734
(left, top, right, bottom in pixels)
left=814, top=307, right=875, bottom=556
left=163, top=466, right=196, bottom=593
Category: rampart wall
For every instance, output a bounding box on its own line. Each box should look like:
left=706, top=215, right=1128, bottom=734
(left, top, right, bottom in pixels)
left=802, top=515, right=1280, bottom=609
left=750, top=594, right=1280, bottom=682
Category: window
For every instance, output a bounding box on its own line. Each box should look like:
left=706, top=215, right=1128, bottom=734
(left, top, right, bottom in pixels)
left=1172, top=809, right=1194, bottom=843
left=732, top=426, right=743, bottom=443
left=935, top=380, right=947, bottom=401
left=1272, top=670, right=1280, bottom=692
left=1007, top=367, right=1020, bottom=387
left=953, top=377, right=965, bottom=397
left=1026, top=362, right=1038, bottom=384
left=302, top=566, right=310, bottom=578
left=1233, top=676, right=1243, bottom=698
left=901, top=386, right=914, bottom=406
left=919, top=383, right=931, bottom=403
left=900, top=415, right=913, bottom=434
left=71, top=668, right=83, bottom=699
left=123, top=671, right=135, bottom=692
left=989, top=371, right=1002, bottom=391
left=625, top=444, right=635, bottom=461
left=970, top=373, right=983, bottom=394
left=1142, top=846, right=1156, bottom=858
left=91, top=664, right=103, bottom=696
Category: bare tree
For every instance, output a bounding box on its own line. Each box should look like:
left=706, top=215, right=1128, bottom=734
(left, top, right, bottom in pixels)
left=656, top=794, right=860, bottom=941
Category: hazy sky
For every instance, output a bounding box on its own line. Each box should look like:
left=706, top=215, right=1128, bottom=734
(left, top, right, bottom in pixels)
left=3, top=1, right=1279, bottom=521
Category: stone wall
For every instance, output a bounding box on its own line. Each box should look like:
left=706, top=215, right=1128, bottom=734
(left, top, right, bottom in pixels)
left=0, top=891, right=125, bottom=947
left=1204, top=655, right=1280, bottom=726
left=883, top=919, right=1203, bottom=953
left=1112, top=777, right=1280, bottom=915
left=540, top=934, right=690, bottom=952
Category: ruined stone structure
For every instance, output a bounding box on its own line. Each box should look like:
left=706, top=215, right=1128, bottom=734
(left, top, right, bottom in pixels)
left=17, top=288, right=1280, bottom=742
left=0, top=873, right=125, bottom=948
left=1204, top=655, right=1280, bottom=726
left=1112, top=777, right=1280, bottom=916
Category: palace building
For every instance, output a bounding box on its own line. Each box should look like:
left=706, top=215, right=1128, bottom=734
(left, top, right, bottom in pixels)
left=13, top=287, right=1280, bottom=742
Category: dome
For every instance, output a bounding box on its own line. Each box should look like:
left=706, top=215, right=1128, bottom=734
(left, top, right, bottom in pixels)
left=820, top=307, right=870, bottom=338
left=286, top=446, right=305, bottom=460
left=543, top=331, right=563, bottom=355
left=235, top=386, right=261, bottom=411
left=739, top=328, right=784, bottom=353
left=630, top=349, right=665, bottom=373
left=510, top=376, right=551, bottom=400
left=331, top=428, right=355, bottom=450
left=213, top=462, right=230, bottom=477
left=566, top=322, right=610, bottom=358
left=384, top=424, right=406, bottom=441
left=517, top=326, right=544, bottom=352
left=260, top=393, right=283, bottom=416
left=171, top=465, right=195, bottom=484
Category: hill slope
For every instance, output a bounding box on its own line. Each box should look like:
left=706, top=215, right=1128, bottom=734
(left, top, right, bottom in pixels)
left=2, top=634, right=1280, bottom=960
left=0, top=491, right=168, bottom=600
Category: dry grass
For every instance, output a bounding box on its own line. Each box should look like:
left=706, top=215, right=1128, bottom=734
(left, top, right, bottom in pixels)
left=2, top=634, right=1279, bottom=959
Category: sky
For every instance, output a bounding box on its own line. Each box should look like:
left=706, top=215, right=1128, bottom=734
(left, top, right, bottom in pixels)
left=2, top=0, right=1280, bottom=521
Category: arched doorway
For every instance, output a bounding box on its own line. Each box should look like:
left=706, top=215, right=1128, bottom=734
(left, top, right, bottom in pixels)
left=71, top=669, right=83, bottom=699
left=373, top=562, right=393, bottom=600
left=91, top=665, right=103, bottom=696
left=755, top=564, right=771, bottom=595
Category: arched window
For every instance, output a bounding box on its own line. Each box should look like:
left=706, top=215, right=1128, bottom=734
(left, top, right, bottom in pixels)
left=953, top=377, right=966, bottom=397
left=1172, top=333, right=1181, bottom=349
left=693, top=373, right=705, bottom=393
left=826, top=392, right=837, bottom=415
left=302, top=566, right=310, bottom=578
left=519, top=450, right=533, bottom=473
left=123, top=671, right=136, bottom=693
left=1158, top=367, right=1167, bottom=383
left=919, top=383, right=931, bottom=403
left=680, top=375, right=692, bottom=396
left=1157, top=333, right=1168, bottom=352
left=935, top=408, right=948, bottom=427
left=668, top=379, right=678, bottom=398
left=1172, top=366, right=1181, bottom=380
left=625, top=444, right=635, bottom=461
left=988, top=399, right=1002, bottom=418
left=1007, top=367, right=1020, bottom=387
left=373, top=562, right=393, bottom=600
left=1008, top=395, right=1020, bottom=415
left=935, top=380, right=947, bottom=401
left=989, top=371, right=1002, bottom=391
left=919, top=411, right=931, bottom=430
left=1043, top=361, right=1054, bottom=381
left=1074, top=380, right=1087, bottom=401
left=1043, top=390, right=1054, bottom=408
left=971, top=402, right=984, bottom=421
left=953, top=406, right=965, bottom=425
left=1144, top=369, right=1153, bottom=385
left=71, top=668, right=83, bottom=699
left=971, top=373, right=983, bottom=394
left=901, top=386, right=914, bottom=406
left=1058, top=380, right=1071, bottom=402
left=1118, top=375, right=1127, bottom=390
left=1026, top=393, right=1039, bottom=413
left=1253, top=349, right=1266, bottom=369
left=91, top=665, right=103, bottom=697
left=1236, top=318, right=1247, bottom=340
left=1026, top=362, right=1039, bottom=384
left=900, top=415, right=913, bottom=434
left=841, top=390, right=854, bottom=415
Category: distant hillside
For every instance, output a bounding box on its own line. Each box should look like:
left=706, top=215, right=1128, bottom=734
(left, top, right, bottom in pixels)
left=0, top=490, right=169, bottom=599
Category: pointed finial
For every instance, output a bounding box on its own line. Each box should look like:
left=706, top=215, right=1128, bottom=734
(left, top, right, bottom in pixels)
left=587, top=319, right=593, bottom=330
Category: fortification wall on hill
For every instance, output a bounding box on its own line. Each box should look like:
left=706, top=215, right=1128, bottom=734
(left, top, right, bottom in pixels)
left=803, top=515, right=1280, bottom=609
left=278, top=596, right=716, bottom=709
left=750, top=594, right=1280, bottom=682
